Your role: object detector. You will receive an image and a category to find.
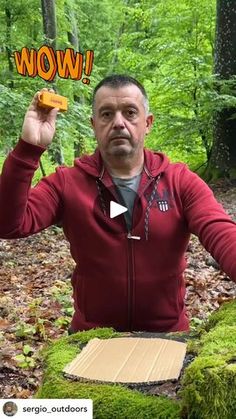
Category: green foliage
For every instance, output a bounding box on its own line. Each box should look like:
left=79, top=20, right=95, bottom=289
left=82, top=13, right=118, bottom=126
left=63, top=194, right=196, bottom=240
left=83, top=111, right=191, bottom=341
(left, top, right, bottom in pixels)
left=15, top=318, right=48, bottom=341
left=0, top=0, right=123, bottom=166
left=1, top=0, right=235, bottom=178
left=115, top=0, right=216, bottom=164
left=54, top=316, right=71, bottom=328
left=49, top=280, right=74, bottom=329
left=14, top=344, right=36, bottom=368
left=190, top=316, right=204, bottom=332
left=32, top=153, right=57, bottom=184
left=12, top=298, right=53, bottom=343
left=0, top=84, right=29, bottom=151
left=15, top=322, right=38, bottom=339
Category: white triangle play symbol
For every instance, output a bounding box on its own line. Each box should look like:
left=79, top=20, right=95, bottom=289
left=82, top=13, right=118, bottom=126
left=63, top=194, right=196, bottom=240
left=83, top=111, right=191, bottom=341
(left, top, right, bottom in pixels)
left=110, top=201, right=128, bottom=219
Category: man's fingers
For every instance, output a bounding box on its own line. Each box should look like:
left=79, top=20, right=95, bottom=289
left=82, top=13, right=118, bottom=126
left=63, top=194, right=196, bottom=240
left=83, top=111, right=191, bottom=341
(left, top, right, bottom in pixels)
left=47, top=107, right=59, bottom=123
left=29, top=91, right=41, bottom=107
left=32, top=88, right=55, bottom=104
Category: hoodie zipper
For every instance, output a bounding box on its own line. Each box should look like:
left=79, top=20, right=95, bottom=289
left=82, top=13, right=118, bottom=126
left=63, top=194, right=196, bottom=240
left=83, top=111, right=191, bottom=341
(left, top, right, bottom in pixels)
left=126, top=232, right=142, bottom=330
left=126, top=233, right=132, bottom=331
left=98, top=168, right=160, bottom=332
left=126, top=174, right=159, bottom=331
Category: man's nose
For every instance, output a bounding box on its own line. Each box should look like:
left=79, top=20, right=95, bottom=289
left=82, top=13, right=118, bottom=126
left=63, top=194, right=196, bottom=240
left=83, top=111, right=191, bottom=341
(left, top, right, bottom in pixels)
left=112, top=111, right=125, bottom=129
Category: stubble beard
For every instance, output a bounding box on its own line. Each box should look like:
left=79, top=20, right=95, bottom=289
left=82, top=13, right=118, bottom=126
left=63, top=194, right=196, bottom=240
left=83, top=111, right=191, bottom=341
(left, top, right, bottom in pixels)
left=109, top=146, right=134, bottom=157
left=106, top=138, right=137, bottom=158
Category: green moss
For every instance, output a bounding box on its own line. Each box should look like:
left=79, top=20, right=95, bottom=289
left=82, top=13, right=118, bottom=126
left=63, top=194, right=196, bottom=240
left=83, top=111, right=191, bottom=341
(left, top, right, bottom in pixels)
left=202, top=165, right=224, bottom=182
left=203, top=164, right=236, bottom=182
left=181, top=362, right=236, bottom=419
left=200, top=326, right=236, bottom=357
left=205, top=300, right=236, bottom=330
left=180, top=301, right=236, bottom=418
left=37, top=302, right=236, bottom=419
left=229, top=168, right=236, bottom=180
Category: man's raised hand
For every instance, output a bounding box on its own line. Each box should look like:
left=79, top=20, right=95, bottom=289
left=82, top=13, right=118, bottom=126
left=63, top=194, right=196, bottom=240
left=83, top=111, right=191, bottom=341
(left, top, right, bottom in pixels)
left=21, top=88, right=59, bottom=148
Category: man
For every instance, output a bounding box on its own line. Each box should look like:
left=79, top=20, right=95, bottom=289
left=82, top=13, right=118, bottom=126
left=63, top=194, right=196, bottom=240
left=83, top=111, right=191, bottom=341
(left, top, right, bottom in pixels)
left=3, top=401, right=17, bottom=416
left=0, top=75, right=236, bottom=333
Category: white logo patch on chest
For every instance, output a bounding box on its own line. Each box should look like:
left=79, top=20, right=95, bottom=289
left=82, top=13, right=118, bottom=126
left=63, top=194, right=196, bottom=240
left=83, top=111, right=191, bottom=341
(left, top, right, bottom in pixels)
left=157, top=200, right=169, bottom=212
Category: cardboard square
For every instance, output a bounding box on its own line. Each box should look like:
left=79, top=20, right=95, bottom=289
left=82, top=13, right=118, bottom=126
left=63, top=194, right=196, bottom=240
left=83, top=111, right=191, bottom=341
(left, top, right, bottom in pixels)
left=63, top=337, right=187, bottom=384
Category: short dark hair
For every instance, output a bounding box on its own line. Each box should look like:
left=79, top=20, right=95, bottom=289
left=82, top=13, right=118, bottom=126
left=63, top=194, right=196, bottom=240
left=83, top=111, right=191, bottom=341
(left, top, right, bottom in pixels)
left=92, top=74, right=149, bottom=114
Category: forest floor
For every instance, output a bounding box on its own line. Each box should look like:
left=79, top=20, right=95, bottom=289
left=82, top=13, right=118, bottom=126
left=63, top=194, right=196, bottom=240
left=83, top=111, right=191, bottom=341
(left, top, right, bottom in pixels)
left=0, top=181, right=236, bottom=399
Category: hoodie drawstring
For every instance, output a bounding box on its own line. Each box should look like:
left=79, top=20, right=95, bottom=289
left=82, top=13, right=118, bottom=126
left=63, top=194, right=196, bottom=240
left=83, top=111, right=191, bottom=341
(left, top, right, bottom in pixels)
left=96, top=179, right=107, bottom=216
left=144, top=174, right=161, bottom=241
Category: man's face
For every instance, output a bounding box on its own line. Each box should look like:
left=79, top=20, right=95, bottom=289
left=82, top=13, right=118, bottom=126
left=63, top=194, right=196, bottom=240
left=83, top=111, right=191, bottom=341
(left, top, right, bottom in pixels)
left=4, top=403, right=15, bottom=416
left=91, top=84, right=153, bottom=159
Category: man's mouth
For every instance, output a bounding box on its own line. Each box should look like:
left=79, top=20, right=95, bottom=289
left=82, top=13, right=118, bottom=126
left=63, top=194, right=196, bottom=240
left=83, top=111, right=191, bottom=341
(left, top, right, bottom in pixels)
left=111, top=137, right=128, bottom=141
left=109, top=135, right=130, bottom=142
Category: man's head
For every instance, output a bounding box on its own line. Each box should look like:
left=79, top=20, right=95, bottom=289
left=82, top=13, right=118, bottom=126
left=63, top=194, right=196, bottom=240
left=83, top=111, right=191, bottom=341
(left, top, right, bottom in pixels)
left=91, top=75, right=153, bottom=161
left=3, top=402, right=17, bottom=416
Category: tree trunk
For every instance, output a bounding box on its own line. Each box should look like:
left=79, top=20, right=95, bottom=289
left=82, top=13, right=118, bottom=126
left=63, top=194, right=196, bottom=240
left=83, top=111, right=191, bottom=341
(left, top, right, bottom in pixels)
left=41, top=0, right=57, bottom=50
left=63, top=0, right=86, bottom=158
left=5, top=7, right=14, bottom=88
left=205, top=0, right=236, bottom=180
left=65, top=0, right=79, bottom=51
left=41, top=0, right=64, bottom=165
left=39, top=160, right=46, bottom=177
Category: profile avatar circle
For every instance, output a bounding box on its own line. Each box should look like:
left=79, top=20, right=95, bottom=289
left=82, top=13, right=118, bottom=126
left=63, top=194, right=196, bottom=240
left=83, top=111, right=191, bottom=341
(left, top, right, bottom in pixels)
left=2, top=401, right=18, bottom=417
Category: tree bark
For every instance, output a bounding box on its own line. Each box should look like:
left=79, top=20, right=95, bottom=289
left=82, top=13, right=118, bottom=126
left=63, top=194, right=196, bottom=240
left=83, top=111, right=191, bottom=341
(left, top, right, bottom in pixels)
left=40, top=0, right=64, bottom=165
left=205, top=0, right=236, bottom=180
left=63, top=0, right=86, bottom=158
left=65, top=0, right=79, bottom=51
left=5, top=7, right=14, bottom=88
left=39, top=160, right=46, bottom=177
left=41, top=0, right=57, bottom=49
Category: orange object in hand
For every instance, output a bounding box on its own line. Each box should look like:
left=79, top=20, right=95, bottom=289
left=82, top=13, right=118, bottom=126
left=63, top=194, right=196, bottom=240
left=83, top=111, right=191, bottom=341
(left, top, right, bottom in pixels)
left=38, top=92, right=68, bottom=112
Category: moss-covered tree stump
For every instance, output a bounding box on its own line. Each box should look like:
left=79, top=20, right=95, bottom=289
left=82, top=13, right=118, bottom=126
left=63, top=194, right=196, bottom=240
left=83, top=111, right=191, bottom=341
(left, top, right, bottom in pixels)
left=36, top=301, right=236, bottom=419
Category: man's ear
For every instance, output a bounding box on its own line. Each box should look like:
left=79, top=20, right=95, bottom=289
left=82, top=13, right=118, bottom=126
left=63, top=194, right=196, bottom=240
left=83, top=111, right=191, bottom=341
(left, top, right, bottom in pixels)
left=90, top=116, right=95, bottom=128
left=145, top=114, right=154, bottom=134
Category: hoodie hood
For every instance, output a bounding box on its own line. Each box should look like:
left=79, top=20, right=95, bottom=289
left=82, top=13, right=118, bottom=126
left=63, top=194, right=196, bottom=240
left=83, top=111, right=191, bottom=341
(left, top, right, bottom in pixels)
left=74, top=148, right=170, bottom=179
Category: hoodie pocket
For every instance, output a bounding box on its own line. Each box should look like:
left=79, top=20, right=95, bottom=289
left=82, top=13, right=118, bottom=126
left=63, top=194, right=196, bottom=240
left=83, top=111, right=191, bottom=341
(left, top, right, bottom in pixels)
left=79, top=273, right=127, bottom=327
left=134, top=270, right=184, bottom=329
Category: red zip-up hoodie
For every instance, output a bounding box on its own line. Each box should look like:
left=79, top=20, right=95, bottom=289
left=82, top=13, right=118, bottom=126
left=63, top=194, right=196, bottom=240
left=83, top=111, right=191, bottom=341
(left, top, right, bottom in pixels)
left=0, top=139, right=236, bottom=332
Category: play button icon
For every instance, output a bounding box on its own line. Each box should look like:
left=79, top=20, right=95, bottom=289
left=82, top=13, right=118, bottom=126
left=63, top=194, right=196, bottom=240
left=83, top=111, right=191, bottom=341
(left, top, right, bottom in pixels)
left=93, top=183, right=143, bottom=236
left=110, top=201, right=128, bottom=219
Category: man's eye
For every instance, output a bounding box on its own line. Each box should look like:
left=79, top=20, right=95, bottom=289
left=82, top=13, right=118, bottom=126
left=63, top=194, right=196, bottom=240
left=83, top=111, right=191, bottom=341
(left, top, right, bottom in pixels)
left=101, top=111, right=112, bottom=118
left=126, top=109, right=137, bottom=117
